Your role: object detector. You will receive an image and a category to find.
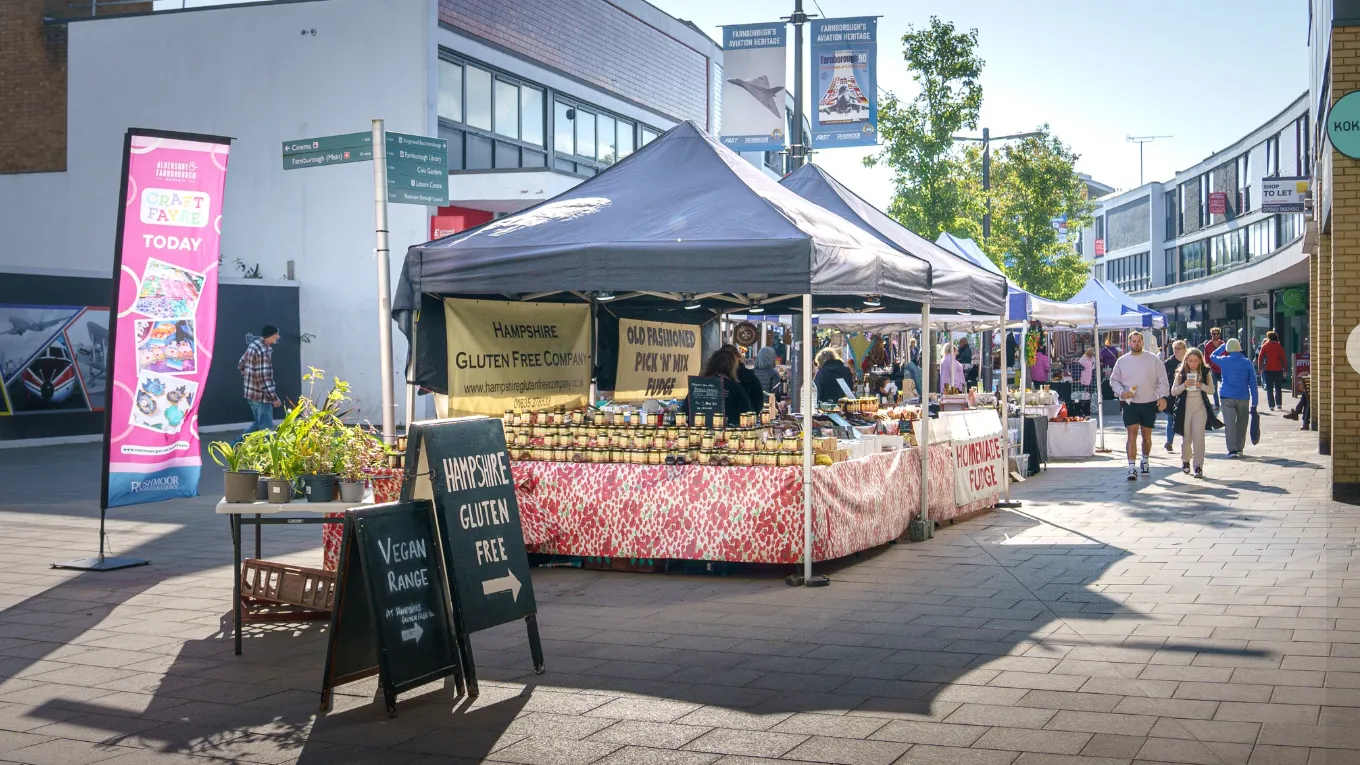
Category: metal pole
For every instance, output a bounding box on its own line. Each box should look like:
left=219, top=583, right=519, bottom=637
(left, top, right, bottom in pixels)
left=790, top=0, right=808, bottom=170
left=999, top=301, right=1011, bottom=501
left=372, top=119, right=397, bottom=444
left=982, top=127, right=991, bottom=241
left=1095, top=316, right=1105, bottom=452
left=918, top=303, right=931, bottom=529
left=801, top=294, right=814, bottom=583
left=589, top=296, right=599, bottom=405
left=1018, top=322, right=1027, bottom=476
left=404, top=311, right=419, bottom=429
left=1139, top=142, right=1145, bottom=187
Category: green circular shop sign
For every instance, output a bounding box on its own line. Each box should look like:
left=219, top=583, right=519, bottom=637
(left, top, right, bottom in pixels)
left=1282, top=287, right=1306, bottom=310
left=1330, top=91, right=1360, bottom=158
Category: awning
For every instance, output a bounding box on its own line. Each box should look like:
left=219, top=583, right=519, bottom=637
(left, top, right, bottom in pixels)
left=1134, top=236, right=1307, bottom=307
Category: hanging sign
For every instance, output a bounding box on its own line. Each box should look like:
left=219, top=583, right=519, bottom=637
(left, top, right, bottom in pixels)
left=720, top=22, right=789, bottom=151
left=1327, top=91, right=1360, bottom=159
left=1208, top=191, right=1228, bottom=216
left=102, top=130, right=232, bottom=509
left=1259, top=177, right=1309, bottom=213
left=442, top=299, right=591, bottom=416
left=1094, top=238, right=1105, bottom=256
left=810, top=17, right=878, bottom=149
left=952, top=432, right=1006, bottom=505
left=319, top=500, right=462, bottom=717
left=613, top=319, right=701, bottom=401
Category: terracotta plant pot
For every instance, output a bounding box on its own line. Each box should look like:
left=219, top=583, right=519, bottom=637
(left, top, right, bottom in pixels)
left=338, top=481, right=365, bottom=503
left=266, top=479, right=294, bottom=504
left=223, top=470, right=261, bottom=503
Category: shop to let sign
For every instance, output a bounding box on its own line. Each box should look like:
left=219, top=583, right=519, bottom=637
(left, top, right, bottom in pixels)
left=1259, top=177, right=1309, bottom=213
left=442, top=299, right=591, bottom=416
left=613, top=319, right=701, bottom=401
left=952, top=432, right=1006, bottom=506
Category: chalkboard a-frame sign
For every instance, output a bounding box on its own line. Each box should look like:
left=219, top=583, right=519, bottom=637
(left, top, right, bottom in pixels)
left=687, top=375, right=724, bottom=426
left=319, top=500, right=462, bottom=717
left=402, top=417, right=545, bottom=698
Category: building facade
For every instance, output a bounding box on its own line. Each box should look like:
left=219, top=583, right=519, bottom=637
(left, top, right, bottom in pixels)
left=1082, top=94, right=1311, bottom=367
left=0, top=0, right=724, bottom=441
left=1308, top=0, right=1360, bottom=501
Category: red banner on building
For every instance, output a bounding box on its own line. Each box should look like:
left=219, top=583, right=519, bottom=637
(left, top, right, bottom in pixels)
left=1209, top=191, right=1227, bottom=215
left=1094, top=239, right=1105, bottom=256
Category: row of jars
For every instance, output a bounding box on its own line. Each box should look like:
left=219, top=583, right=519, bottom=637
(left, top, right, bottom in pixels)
left=505, top=428, right=802, bottom=453
left=512, top=447, right=804, bottom=467
left=503, top=409, right=772, bottom=430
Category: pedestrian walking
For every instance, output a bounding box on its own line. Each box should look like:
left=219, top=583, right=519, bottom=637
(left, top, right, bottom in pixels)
left=238, top=324, right=281, bottom=436
left=1171, top=348, right=1222, bottom=478
left=1211, top=338, right=1258, bottom=457
left=1110, top=331, right=1170, bottom=481
left=1256, top=330, right=1287, bottom=410
left=1203, top=327, right=1225, bottom=409
left=1163, top=340, right=1187, bottom=452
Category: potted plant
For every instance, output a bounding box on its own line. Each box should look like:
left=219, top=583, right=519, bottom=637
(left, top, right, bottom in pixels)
left=263, top=433, right=298, bottom=504
left=336, top=426, right=382, bottom=502
left=209, top=440, right=260, bottom=503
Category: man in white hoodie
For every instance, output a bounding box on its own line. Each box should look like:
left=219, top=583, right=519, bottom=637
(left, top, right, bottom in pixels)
left=1110, top=331, right=1170, bottom=481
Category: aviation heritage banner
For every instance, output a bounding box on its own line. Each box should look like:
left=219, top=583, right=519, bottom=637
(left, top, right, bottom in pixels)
left=720, top=22, right=788, bottom=152
left=103, top=130, right=232, bottom=509
left=810, top=17, right=878, bottom=149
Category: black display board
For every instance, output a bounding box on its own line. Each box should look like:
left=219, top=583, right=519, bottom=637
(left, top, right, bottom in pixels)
left=687, top=375, right=723, bottom=425
left=403, top=417, right=545, bottom=696
left=319, top=500, right=462, bottom=716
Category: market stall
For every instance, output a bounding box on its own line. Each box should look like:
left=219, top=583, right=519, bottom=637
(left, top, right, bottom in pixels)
left=393, top=121, right=993, bottom=578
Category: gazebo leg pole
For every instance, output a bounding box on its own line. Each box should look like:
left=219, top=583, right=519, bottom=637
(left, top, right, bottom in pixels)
left=802, top=294, right=815, bottom=585
left=999, top=302, right=1012, bottom=504
left=915, top=303, right=931, bottom=541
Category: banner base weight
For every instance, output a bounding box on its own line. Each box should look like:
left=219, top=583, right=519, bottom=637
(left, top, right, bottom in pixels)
left=52, top=556, right=150, bottom=572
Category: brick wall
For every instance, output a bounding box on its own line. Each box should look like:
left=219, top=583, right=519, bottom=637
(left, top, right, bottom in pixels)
left=0, top=0, right=151, bottom=174
left=1329, top=25, right=1360, bottom=499
left=1182, top=176, right=1203, bottom=234
left=1313, top=231, right=1328, bottom=439
left=439, top=0, right=710, bottom=125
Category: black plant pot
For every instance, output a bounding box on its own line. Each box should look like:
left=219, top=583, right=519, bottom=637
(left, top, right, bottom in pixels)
left=256, top=476, right=269, bottom=501
left=301, top=473, right=338, bottom=503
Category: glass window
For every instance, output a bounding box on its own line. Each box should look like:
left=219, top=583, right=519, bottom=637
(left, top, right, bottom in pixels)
left=576, top=109, right=596, bottom=159
left=597, top=114, right=617, bottom=165
left=1165, top=247, right=1178, bottom=285
left=618, top=123, right=635, bottom=158
left=494, top=79, right=519, bottom=139
left=438, top=60, right=463, bottom=123
left=466, top=66, right=492, bottom=131
left=466, top=133, right=493, bottom=170
left=554, top=100, right=574, bottom=156
left=523, top=149, right=546, bottom=168
left=520, top=87, right=544, bottom=146
left=494, top=140, right=519, bottom=168
left=1165, top=191, right=1178, bottom=238
left=1180, top=240, right=1207, bottom=280
left=439, top=125, right=464, bottom=171
left=641, top=127, right=660, bottom=146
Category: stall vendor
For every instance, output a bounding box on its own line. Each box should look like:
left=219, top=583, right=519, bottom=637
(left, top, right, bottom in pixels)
left=814, top=348, right=856, bottom=404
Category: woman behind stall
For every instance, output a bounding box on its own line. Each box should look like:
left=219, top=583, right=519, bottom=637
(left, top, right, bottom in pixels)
left=814, top=348, right=856, bottom=404
left=938, top=343, right=967, bottom=393
left=753, top=346, right=783, bottom=402
left=682, top=347, right=754, bottom=421
left=720, top=343, right=765, bottom=411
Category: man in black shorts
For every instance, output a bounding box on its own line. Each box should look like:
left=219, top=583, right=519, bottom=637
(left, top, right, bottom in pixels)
left=1109, top=331, right=1170, bottom=481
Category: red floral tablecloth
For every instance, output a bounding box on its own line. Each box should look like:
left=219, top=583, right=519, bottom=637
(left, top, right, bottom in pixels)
left=513, top=443, right=996, bottom=565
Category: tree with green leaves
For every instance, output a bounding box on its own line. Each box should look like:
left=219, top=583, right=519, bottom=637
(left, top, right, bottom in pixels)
left=987, top=127, right=1096, bottom=300
left=866, top=17, right=985, bottom=242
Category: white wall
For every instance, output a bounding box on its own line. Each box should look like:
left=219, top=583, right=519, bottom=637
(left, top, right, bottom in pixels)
left=0, top=0, right=435, bottom=423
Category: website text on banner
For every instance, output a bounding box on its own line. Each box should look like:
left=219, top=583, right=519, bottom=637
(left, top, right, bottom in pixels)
left=952, top=432, right=1006, bottom=506
left=443, top=299, right=591, bottom=417
left=104, top=131, right=231, bottom=509
left=613, top=319, right=702, bottom=401
left=720, top=22, right=788, bottom=152
left=810, top=17, right=878, bottom=149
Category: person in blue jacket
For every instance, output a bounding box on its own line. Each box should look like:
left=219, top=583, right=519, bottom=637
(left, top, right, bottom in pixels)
left=1211, top=338, right=1258, bottom=457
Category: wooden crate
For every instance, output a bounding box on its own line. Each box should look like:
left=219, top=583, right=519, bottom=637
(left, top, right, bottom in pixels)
left=241, top=559, right=336, bottom=611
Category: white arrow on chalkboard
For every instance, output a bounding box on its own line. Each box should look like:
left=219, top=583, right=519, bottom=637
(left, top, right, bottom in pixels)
left=481, top=570, right=522, bottom=601
left=401, top=622, right=423, bottom=643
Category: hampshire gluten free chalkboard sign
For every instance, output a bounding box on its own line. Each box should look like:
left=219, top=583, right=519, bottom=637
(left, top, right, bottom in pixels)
left=687, top=375, right=723, bottom=426
left=319, top=500, right=462, bottom=716
left=404, top=417, right=545, bottom=697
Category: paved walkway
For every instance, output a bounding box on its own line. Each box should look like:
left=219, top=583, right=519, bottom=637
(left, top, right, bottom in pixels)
left=0, top=409, right=1355, bottom=765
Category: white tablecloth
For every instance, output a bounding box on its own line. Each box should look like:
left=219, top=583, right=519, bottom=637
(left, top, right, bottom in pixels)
left=1023, top=404, right=1063, bottom=420
left=1046, top=420, right=1097, bottom=459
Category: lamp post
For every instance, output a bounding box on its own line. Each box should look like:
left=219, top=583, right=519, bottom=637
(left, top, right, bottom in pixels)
left=952, top=128, right=1042, bottom=240
left=786, top=0, right=813, bottom=170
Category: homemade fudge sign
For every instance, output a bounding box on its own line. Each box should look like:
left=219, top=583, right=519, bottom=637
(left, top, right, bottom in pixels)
left=613, top=319, right=701, bottom=401
left=687, top=376, right=724, bottom=424
left=951, top=432, right=1006, bottom=505
left=403, top=417, right=545, bottom=695
left=319, top=500, right=462, bottom=717
left=443, top=298, right=591, bottom=416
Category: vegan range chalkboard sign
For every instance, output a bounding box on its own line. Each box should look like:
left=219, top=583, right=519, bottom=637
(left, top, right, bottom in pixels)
left=687, top=375, right=724, bottom=425
left=319, top=500, right=462, bottom=717
left=403, top=417, right=545, bottom=697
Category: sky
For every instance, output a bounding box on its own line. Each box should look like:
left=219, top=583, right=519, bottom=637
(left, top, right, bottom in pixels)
left=652, top=0, right=1310, bottom=210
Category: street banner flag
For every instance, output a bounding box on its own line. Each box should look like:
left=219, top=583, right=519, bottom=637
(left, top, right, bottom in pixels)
left=102, top=130, right=232, bottom=509
left=720, top=22, right=789, bottom=152
left=810, top=17, right=879, bottom=149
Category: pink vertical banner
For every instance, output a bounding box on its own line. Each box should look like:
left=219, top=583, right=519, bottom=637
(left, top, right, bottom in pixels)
left=103, top=130, right=232, bottom=509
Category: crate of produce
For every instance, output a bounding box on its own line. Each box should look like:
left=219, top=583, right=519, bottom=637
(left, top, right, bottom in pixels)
left=240, top=558, right=337, bottom=611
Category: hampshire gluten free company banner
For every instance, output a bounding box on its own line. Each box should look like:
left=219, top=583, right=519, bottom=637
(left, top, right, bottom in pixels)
left=443, top=299, right=591, bottom=416
left=103, top=130, right=232, bottom=509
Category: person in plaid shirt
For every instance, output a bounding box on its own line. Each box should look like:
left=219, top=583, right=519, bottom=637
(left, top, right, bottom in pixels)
left=238, top=325, right=281, bottom=435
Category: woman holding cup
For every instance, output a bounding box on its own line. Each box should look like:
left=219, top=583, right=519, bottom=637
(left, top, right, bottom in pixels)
left=1171, top=348, right=1223, bottom=478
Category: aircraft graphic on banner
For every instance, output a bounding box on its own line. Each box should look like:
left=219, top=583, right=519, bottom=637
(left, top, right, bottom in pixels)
left=727, top=75, right=787, bottom=119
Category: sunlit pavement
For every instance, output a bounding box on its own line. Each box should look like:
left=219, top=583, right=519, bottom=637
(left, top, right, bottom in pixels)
left=0, top=405, right=1356, bottom=765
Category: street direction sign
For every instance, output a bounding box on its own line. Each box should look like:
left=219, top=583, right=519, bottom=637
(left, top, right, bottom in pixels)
left=385, top=133, right=449, bottom=205
left=282, top=132, right=374, bottom=170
